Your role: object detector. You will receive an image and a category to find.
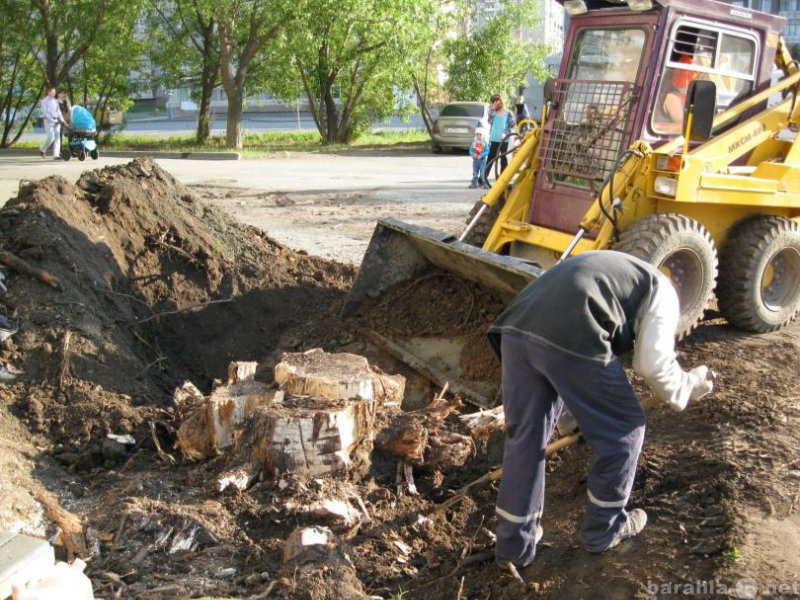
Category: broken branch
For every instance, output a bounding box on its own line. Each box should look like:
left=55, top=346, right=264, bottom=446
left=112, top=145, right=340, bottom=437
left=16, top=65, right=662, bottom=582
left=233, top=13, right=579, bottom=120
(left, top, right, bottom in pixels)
left=0, top=250, right=63, bottom=290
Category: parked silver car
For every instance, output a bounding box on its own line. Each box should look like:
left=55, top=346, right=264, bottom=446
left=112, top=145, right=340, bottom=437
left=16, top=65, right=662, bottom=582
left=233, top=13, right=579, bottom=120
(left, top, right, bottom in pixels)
left=431, top=101, right=490, bottom=153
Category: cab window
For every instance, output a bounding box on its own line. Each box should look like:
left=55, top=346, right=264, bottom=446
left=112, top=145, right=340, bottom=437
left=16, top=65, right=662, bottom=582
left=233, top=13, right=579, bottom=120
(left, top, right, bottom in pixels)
left=652, top=22, right=757, bottom=135
left=567, top=28, right=647, bottom=84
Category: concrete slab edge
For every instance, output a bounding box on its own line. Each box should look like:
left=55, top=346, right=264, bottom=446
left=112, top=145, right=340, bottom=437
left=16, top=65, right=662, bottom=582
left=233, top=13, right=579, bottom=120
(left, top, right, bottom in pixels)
left=0, top=149, right=241, bottom=161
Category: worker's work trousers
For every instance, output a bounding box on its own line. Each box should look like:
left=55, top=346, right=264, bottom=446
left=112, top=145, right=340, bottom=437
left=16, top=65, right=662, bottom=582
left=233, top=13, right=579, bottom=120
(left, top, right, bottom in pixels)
left=40, top=121, right=61, bottom=157
left=495, top=334, right=646, bottom=567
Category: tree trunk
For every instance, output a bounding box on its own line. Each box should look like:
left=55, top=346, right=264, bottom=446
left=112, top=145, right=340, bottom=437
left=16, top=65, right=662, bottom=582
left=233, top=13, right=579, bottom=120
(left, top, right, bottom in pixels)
left=177, top=351, right=403, bottom=481
left=196, top=33, right=218, bottom=144
left=413, top=75, right=434, bottom=137
left=322, top=84, right=342, bottom=144
left=196, top=65, right=216, bottom=144
left=225, top=90, right=244, bottom=149
left=238, top=398, right=377, bottom=477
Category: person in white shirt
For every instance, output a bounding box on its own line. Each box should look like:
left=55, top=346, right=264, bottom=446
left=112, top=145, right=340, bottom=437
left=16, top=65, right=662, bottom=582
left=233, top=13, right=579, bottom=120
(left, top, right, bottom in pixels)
left=487, top=250, right=714, bottom=572
left=38, top=87, right=67, bottom=159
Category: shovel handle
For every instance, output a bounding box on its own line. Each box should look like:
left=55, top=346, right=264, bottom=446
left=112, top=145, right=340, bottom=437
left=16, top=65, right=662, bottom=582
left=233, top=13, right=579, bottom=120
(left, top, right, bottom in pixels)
left=437, top=396, right=661, bottom=512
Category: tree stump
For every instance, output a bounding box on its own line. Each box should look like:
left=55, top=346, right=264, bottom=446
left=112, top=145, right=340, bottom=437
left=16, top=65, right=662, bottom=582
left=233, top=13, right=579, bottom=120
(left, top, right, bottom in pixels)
left=274, top=348, right=404, bottom=403
left=175, top=362, right=278, bottom=461
left=234, top=396, right=376, bottom=477
left=375, top=394, right=475, bottom=473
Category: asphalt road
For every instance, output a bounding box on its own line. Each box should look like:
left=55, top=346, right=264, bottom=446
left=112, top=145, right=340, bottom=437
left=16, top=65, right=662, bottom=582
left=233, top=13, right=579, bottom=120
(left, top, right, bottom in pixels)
left=0, top=148, right=473, bottom=199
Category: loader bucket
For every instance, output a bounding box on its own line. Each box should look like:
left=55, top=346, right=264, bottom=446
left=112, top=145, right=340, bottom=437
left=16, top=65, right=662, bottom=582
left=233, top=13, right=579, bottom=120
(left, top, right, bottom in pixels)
left=342, top=217, right=543, bottom=407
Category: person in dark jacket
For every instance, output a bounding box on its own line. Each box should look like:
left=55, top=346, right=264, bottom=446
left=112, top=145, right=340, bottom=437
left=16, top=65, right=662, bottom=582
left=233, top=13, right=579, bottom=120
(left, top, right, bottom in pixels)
left=514, top=95, right=532, bottom=134
left=488, top=251, right=714, bottom=573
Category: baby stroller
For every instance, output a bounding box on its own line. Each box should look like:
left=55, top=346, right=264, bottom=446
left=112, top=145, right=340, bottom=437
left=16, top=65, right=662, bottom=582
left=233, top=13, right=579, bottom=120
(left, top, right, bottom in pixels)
left=63, top=105, right=99, bottom=161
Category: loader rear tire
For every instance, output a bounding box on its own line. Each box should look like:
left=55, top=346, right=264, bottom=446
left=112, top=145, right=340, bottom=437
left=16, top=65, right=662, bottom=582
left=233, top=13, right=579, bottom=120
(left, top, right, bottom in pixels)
left=614, top=214, right=717, bottom=339
left=717, top=215, right=800, bottom=333
left=461, top=196, right=506, bottom=247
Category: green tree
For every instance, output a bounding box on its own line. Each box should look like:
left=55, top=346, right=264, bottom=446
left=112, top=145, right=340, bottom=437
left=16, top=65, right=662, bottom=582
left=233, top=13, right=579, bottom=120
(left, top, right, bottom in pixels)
left=409, top=0, right=469, bottom=136
left=216, top=0, right=292, bottom=149
left=0, top=0, right=143, bottom=146
left=272, top=0, right=436, bottom=145
left=148, top=0, right=219, bottom=143
left=71, top=1, right=142, bottom=130
left=3, top=0, right=117, bottom=89
left=0, top=24, right=40, bottom=147
left=443, top=0, right=550, bottom=104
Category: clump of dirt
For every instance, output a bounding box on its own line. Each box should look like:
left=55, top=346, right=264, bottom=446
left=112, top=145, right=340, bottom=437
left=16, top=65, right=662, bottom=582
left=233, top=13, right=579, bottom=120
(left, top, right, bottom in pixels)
left=2, top=157, right=355, bottom=395
left=459, top=332, right=501, bottom=381
left=361, top=271, right=506, bottom=338
left=0, top=156, right=356, bottom=489
left=0, top=156, right=799, bottom=599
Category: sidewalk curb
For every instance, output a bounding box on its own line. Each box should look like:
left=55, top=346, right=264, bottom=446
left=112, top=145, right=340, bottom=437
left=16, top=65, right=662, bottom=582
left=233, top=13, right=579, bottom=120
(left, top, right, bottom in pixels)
left=1, top=148, right=241, bottom=161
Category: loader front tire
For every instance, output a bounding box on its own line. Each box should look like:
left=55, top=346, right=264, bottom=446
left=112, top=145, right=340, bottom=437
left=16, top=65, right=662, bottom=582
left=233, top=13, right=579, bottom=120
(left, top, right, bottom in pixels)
left=717, top=215, right=800, bottom=333
left=614, top=214, right=717, bottom=339
left=461, top=196, right=505, bottom=247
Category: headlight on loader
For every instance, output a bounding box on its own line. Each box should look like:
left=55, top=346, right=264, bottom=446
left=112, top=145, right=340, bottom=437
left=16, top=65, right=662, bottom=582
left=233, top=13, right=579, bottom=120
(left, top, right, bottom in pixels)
left=654, top=176, right=678, bottom=197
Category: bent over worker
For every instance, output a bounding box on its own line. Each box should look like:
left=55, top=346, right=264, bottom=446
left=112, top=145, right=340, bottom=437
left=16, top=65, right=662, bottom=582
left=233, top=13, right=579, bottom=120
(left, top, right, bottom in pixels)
left=487, top=251, right=713, bottom=571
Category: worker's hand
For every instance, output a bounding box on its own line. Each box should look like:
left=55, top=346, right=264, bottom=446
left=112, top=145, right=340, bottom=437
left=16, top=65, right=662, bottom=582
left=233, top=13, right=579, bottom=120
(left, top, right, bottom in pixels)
left=688, top=365, right=714, bottom=401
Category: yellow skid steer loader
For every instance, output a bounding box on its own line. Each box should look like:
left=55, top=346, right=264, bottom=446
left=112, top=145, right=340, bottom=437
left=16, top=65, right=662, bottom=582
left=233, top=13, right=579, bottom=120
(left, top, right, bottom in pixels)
left=344, top=0, right=800, bottom=404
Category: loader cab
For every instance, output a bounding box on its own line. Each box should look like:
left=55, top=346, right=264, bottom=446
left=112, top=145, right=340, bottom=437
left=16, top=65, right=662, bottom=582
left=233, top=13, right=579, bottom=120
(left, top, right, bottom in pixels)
left=518, top=0, right=785, bottom=265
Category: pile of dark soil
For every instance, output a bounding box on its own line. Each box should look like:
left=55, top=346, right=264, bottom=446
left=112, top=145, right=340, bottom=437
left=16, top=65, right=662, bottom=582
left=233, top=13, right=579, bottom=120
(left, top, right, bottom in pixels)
left=0, top=157, right=798, bottom=599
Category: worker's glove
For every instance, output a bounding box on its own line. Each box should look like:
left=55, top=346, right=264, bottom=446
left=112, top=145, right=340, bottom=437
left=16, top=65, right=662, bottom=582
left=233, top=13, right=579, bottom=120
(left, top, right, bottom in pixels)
left=688, top=365, right=714, bottom=401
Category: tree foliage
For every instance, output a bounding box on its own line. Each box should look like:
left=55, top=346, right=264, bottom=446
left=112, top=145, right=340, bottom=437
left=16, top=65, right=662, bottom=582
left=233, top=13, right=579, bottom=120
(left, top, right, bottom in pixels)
left=408, top=0, right=469, bottom=136
left=148, top=0, right=220, bottom=143
left=71, top=2, right=142, bottom=115
left=0, top=0, right=145, bottom=147
left=443, top=0, right=551, bottom=104
left=271, top=0, right=436, bottom=145
left=216, top=0, right=292, bottom=149
left=0, top=20, right=40, bottom=147
left=0, top=0, right=556, bottom=149
left=3, top=0, right=114, bottom=89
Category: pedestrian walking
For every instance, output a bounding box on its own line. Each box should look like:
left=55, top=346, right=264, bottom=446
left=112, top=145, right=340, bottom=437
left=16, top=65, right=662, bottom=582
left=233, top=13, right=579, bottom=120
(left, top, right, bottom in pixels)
left=38, top=87, right=67, bottom=160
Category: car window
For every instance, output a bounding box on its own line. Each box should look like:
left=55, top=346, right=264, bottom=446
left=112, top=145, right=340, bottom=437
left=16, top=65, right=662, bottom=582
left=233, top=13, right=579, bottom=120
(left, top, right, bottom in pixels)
left=440, top=104, right=486, bottom=118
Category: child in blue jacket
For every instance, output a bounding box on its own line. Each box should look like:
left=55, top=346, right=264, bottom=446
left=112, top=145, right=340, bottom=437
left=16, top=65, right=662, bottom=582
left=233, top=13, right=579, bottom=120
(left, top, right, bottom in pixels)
left=469, top=128, right=490, bottom=189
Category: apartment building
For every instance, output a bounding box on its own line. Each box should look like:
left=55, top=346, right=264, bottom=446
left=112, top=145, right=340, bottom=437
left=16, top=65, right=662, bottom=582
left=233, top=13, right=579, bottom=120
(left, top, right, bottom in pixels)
left=727, top=0, right=800, bottom=43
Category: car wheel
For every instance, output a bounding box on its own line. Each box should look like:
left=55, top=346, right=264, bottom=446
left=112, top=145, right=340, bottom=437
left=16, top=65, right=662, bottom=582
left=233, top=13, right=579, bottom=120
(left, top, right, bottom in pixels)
left=432, top=144, right=443, bottom=154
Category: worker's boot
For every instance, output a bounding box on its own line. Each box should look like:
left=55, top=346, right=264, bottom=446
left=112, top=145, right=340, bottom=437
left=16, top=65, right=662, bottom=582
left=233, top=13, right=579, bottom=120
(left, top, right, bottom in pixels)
left=585, top=509, right=647, bottom=553
left=496, top=525, right=544, bottom=582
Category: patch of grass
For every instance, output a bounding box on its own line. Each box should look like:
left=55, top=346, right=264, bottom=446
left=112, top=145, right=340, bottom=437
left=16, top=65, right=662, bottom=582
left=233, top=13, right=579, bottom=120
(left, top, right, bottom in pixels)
left=724, top=546, right=741, bottom=564
left=13, top=127, right=431, bottom=156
